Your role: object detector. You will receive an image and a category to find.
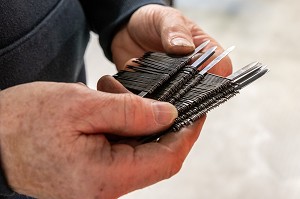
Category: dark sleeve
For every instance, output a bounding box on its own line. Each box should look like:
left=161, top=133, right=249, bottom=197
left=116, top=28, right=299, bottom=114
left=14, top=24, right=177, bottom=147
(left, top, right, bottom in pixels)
left=79, top=0, right=165, bottom=61
left=0, top=158, right=15, bottom=197
left=0, top=100, right=12, bottom=197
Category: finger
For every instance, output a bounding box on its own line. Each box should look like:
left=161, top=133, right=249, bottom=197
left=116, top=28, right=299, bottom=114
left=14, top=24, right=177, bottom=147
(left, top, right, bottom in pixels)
left=158, top=8, right=195, bottom=54
left=109, top=116, right=206, bottom=197
left=97, top=75, right=130, bottom=93
left=120, top=58, right=140, bottom=72
left=192, top=30, right=233, bottom=77
left=157, top=8, right=232, bottom=77
left=158, top=116, right=206, bottom=149
left=79, top=92, right=178, bottom=136
left=76, top=82, right=88, bottom=87
left=197, top=48, right=233, bottom=77
left=207, top=51, right=233, bottom=77
left=111, top=26, right=145, bottom=70
left=124, top=58, right=139, bottom=68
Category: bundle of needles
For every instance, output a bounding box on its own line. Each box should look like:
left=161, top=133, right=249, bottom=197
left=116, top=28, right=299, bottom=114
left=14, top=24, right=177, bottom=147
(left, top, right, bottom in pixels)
left=113, top=40, right=269, bottom=143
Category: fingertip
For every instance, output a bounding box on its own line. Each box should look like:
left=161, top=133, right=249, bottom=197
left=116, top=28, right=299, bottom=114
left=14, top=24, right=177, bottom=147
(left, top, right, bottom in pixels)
left=160, top=15, right=195, bottom=54
left=170, top=37, right=195, bottom=49
left=76, top=82, right=88, bottom=87
left=164, top=36, right=195, bottom=55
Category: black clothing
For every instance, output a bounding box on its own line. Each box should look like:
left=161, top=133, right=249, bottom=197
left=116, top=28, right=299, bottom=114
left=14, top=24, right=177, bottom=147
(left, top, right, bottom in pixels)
left=0, top=0, right=164, bottom=89
left=0, top=0, right=164, bottom=198
left=0, top=0, right=89, bottom=89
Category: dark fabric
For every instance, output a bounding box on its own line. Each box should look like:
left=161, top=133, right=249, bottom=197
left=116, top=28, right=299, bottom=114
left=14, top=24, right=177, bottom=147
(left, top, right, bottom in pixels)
left=0, top=0, right=60, bottom=49
left=1, top=194, right=35, bottom=199
left=79, top=0, right=165, bottom=61
left=0, top=0, right=89, bottom=89
left=0, top=159, right=14, bottom=197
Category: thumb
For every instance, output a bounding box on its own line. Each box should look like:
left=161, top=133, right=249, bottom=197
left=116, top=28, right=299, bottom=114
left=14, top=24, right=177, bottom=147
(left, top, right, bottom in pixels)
left=158, top=8, right=195, bottom=54
left=81, top=92, right=178, bottom=136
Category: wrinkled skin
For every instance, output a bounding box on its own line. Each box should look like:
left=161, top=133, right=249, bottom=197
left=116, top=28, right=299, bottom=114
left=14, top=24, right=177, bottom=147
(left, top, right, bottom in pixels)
left=112, top=4, right=232, bottom=77
left=0, top=82, right=204, bottom=199
left=0, top=4, right=232, bottom=199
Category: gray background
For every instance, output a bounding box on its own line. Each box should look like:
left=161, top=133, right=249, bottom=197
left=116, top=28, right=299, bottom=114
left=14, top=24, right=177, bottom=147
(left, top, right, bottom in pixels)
left=84, top=0, right=300, bottom=198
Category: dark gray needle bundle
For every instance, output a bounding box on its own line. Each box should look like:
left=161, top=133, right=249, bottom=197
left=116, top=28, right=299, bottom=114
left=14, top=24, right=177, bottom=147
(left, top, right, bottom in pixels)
left=113, top=41, right=269, bottom=143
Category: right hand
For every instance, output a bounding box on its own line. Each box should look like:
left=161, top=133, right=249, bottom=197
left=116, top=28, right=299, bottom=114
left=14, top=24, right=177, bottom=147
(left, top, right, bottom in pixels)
left=112, top=4, right=232, bottom=77
left=0, top=81, right=204, bottom=199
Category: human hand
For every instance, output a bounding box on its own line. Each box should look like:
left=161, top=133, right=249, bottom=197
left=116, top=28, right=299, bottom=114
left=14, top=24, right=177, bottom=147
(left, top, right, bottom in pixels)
left=111, top=4, right=232, bottom=77
left=0, top=81, right=204, bottom=199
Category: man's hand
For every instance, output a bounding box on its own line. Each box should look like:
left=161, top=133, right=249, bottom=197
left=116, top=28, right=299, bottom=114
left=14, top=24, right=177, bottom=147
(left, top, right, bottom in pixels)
left=111, top=4, right=232, bottom=77
left=0, top=82, right=204, bottom=199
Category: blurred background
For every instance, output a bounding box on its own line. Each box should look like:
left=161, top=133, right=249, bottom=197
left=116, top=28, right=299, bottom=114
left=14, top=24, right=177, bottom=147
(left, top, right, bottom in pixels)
left=84, top=0, right=300, bottom=198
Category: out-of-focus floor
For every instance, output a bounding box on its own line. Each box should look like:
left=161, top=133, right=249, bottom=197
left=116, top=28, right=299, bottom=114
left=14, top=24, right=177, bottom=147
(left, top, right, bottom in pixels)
left=84, top=0, right=300, bottom=198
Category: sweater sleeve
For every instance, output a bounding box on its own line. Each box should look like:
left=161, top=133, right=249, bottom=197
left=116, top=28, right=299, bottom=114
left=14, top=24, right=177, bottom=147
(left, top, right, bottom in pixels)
left=0, top=158, right=15, bottom=196
left=79, top=0, right=165, bottom=61
left=0, top=105, right=14, bottom=196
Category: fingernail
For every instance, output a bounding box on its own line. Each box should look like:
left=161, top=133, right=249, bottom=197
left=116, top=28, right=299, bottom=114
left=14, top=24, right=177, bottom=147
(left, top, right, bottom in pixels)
left=152, top=102, right=178, bottom=126
left=171, top=38, right=194, bottom=47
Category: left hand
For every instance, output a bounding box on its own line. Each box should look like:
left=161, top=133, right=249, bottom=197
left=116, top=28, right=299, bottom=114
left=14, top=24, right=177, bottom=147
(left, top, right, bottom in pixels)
left=111, top=4, right=232, bottom=77
left=0, top=81, right=187, bottom=199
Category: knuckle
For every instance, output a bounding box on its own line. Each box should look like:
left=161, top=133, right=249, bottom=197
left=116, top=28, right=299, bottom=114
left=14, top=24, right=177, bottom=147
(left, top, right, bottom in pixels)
left=110, top=93, right=138, bottom=132
left=122, top=93, right=142, bottom=122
